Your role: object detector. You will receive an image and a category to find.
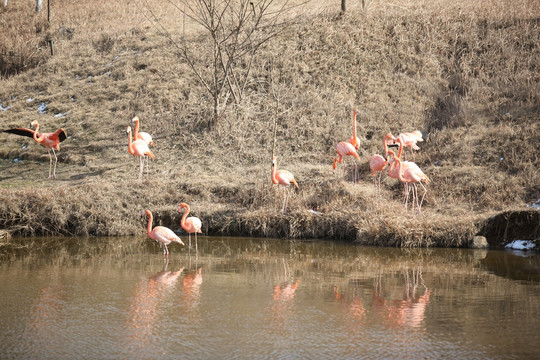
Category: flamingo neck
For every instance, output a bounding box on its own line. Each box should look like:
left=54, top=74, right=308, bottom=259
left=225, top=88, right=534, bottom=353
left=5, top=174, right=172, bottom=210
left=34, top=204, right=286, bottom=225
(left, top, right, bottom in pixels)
left=32, top=123, right=44, bottom=142
left=271, top=162, right=278, bottom=184
left=146, top=211, right=154, bottom=235
left=127, top=130, right=135, bottom=155
left=134, top=120, right=140, bottom=137
left=180, top=206, right=190, bottom=228
left=394, top=158, right=406, bottom=182
left=383, top=134, right=391, bottom=156
left=396, top=137, right=403, bottom=159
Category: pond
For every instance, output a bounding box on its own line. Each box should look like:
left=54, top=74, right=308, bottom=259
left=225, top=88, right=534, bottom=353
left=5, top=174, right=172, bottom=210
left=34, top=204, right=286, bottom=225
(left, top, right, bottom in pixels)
left=1, top=236, right=539, bottom=359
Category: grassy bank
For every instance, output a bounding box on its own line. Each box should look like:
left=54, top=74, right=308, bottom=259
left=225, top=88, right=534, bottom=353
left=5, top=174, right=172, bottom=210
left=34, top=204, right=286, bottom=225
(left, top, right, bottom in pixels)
left=0, top=0, right=539, bottom=247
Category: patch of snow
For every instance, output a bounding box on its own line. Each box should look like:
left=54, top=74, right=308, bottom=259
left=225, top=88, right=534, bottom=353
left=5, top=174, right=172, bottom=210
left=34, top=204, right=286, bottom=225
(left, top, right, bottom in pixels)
left=505, top=240, right=536, bottom=251
left=26, top=97, right=34, bottom=102
left=13, top=158, right=19, bottom=162
left=54, top=112, right=66, bottom=118
left=38, top=102, right=48, bottom=114
left=22, top=145, right=27, bottom=149
left=308, top=209, right=322, bottom=215
left=527, top=199, right=540, bottom=209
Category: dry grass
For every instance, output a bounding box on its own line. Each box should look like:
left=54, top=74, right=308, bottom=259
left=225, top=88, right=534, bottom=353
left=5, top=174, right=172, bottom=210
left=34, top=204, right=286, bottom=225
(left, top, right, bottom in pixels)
left=0, top=0, right=539, bottom=247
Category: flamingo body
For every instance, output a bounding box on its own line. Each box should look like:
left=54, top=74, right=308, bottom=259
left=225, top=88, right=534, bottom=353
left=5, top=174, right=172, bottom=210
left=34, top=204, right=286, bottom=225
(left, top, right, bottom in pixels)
left=3, top=121, right=67, bottom=178
left=272, top=156, right=299, bottom=213
left=388, top=150, right=430, bottom=213
left=370, top=154, right=388, bottom=176
left=132, top=116, right=155, bottom=146
left=127, top=126, right=155, bottom=179
left=178, top=203, right=202, bottom=250
left=144, top=209, right=184, bottom=256
left=333, top=141, right=361, bottom=182
left=369, top=133, right=396, bottom=196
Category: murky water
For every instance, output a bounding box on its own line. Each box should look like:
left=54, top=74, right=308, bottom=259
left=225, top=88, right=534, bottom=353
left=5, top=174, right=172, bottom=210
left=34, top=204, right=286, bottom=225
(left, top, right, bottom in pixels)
left=1, top=236, right=539, bottom=359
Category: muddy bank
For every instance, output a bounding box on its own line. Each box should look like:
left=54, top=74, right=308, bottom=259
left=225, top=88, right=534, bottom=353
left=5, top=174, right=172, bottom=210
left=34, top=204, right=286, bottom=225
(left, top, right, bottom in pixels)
left=0, top=179, right=536, bottom=249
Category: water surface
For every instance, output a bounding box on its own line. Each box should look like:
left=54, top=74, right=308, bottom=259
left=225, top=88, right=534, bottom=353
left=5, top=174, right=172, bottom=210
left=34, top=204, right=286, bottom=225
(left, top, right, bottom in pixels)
left=1, top=236, right=539, bottom=359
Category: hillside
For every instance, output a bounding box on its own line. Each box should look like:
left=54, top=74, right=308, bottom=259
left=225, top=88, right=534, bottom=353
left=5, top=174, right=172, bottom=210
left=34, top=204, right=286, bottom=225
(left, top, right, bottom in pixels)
left=0, top=0, right=539, bottom=247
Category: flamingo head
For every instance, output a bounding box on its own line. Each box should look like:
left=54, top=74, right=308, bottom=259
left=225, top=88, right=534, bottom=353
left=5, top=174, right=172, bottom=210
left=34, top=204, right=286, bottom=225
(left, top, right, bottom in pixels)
left=272, top=156, right=276, bottom=166
left=31, top=120, right=39, bottom=127
left=353, top=108, right=359, bottom=116
left=177, top=203, right=188, bottom=212
left=126, top=126, right=132, bottom=133
left=131, top=116, right=139, bottom=123
left=142, top=209, right=151, bottom=218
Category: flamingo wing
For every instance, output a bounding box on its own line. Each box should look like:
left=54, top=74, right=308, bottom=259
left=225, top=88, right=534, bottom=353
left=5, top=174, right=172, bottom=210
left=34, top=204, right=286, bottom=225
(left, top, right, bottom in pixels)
left=185, top=217, right=203, bottom=233
left=136, top=132, right=153, bottom=145
left=131, top=139, right=151, bottom=156
left=56, top=129, right=68, bottom=142
left=4, top=128, right=36, bottom=138
left=370, top=154, right=387, bottom=175
left=153, top=226, right=185, bottom=246
left=275, top=169, right=296, bottom=187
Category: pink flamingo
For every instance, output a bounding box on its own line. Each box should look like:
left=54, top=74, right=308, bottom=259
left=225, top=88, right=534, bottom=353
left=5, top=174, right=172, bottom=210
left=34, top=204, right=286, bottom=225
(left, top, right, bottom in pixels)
left=347, top=108, right=360, bottom=150
left=369, top=133, right=396, bottom=196
left=333, top=141, right=361, bottom=183
left=271, top=156, right=299, bottom=213
left=388, top=150, right=430, bottom=214
left=127, top=126, right=155, bottom=180
left=4, top=120, right=67, bottom=178
left=131, top=116, right=155, bottom=146
left=396, top=130, right=423, bottom=160
left=177, top=202, right=202, bottom=251
left=143, top=209, right=184, bottom=256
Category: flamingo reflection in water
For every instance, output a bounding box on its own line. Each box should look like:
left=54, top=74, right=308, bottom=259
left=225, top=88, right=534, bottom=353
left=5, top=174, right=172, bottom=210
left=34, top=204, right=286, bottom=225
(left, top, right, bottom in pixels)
left=374, top=268, right=431, bottom=329
left=126, top=260, right=184, bottom=352
left=333, top=284, right=366, bottom=322
left=386, top=269, right=431, bottom=329
left=180, top=267, right=203, bottom=322
left=28, top=281, right=66, bottom=357
left=267, top=258, right=301, bottom=334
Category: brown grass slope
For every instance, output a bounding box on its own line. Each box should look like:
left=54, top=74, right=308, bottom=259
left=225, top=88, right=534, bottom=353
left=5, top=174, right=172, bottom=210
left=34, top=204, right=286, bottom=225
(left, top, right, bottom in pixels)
left=0, top=0, right=539, bottom=247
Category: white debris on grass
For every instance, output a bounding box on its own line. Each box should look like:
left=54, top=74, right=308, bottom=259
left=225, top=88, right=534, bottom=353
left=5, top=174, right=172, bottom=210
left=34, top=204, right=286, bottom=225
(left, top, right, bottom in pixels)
left=38, top=102, right=48, bottom=114
left=505, top=240, right=536, bottom=251
left=527, top=199, right=540, bottom=209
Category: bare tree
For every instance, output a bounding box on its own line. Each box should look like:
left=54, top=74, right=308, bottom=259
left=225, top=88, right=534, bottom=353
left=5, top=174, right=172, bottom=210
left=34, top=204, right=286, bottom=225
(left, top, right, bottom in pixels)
left=36, top=0, right=42, bottom=12
left=144, top=0, right=303, bottom=127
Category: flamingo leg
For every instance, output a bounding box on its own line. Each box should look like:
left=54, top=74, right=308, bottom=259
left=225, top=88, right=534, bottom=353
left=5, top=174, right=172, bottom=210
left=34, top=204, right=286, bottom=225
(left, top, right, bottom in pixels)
left=138, top=156, right=144, bottom=180
left=195, top=232, right=198, bottom=252
left=47, top=148, right=53, bottom=178
left=418, top=182, right=427, bottom=213
left=188, top=233, right=192, bottom=249
left=282, top=188, right=288, bottom=213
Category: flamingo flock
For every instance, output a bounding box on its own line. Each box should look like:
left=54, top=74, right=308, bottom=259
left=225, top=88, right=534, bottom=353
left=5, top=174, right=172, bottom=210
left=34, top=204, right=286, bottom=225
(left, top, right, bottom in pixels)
left=2, top=108, right=431, bottom=254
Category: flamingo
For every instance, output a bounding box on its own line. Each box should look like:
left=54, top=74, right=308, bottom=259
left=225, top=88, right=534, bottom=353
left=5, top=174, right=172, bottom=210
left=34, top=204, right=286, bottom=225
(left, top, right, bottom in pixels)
left=131, top=116, right=155, bottom=146
left=396, top=130, right=423, bottom=160
left=388, top=150, right=430, bottom=214
left=177, top=202, right=202, bottom=251
left=143, top=209, right=184, bottom=256
left=347, top=108, right=360, bottom=150
left=369, top=133, right=396, bottom=196
left=127, top=126, right=155, bottom=180
left=3, top=120, right=67, bottom=178
left=271, top=156, right=299, bottom=213
left=333, top=141, right=361, bottom=183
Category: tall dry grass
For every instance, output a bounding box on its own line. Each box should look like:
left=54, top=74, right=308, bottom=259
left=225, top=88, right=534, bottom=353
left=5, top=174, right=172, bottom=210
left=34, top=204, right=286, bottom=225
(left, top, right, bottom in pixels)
left=0, top=0, right=538, bottom=247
